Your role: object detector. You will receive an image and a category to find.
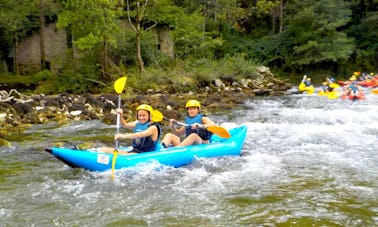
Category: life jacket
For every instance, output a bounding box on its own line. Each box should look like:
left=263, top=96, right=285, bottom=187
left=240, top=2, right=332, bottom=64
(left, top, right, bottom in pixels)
left=304, top=80, right=311, bottom=86
left=321, top=85, right=328, bottom=92
left=184, top=114, right=212, bottom=140
left=131, top=122, right=161, bottom=153
left=349, top=82, right=359, bottom=92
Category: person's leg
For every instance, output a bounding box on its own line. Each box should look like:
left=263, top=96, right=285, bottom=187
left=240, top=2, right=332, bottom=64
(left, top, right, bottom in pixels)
left=177, top=133, right=202, bottom=146
left=161, top=133, right=181, bottom=147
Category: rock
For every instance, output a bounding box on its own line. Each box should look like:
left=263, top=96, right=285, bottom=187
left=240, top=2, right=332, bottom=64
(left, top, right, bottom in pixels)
left=213, top=79, right=225, bottom=88
left=70, top=110, right=82, bottom=116
left=0, top=138, right=11, bottom=147
left=13, top=101, right=34, bottom=114
left=8, top=89, right=22, bottom=99
left=0, top=113, right=6, bottom=122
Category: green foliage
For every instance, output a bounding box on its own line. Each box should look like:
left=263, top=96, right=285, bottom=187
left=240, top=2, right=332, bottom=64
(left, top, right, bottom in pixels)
left=259, top=0, right=355, bottom=74
left=116, top=55, right=261, bottom=94
left=348, top=11, right=378, bottom=71
left=1, top=0, right=378, bottom=90
left=0, top=70, right=51, bottom=84
left=172, top=10, right=222, bottom=59
left=146, top=0, right=184, bottom=27
left=57, top=0, right=120, bottom=51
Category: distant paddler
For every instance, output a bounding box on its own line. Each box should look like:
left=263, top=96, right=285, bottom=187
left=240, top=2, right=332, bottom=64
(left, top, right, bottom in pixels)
left=298, top=75, right=314, bottom=94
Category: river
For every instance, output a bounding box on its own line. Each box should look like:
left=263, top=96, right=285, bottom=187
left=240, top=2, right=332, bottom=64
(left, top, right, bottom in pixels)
left=1, top=91, right=377, bottom=226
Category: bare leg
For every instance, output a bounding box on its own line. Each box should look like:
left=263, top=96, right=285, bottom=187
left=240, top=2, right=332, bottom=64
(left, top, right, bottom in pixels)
left=177, top=133, right=203, bottom=146
left=161, top=133, right=181, bottom=147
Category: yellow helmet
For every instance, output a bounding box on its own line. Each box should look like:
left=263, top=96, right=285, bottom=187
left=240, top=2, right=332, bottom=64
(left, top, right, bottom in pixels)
left=350, top=76, right=357, bottom=81
left=185, top=100, right=201, bottom=108
left=136, top=104, right=153, bottom=116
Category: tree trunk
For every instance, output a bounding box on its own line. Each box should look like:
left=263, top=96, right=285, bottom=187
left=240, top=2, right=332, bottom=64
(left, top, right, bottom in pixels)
left=271, top=12, right=276, bottom=34
left=101, top=39, right=108, bottom=79
left=135, top=29, right=144, bottom=74
left=279, top=0, right=284, bottom=33
left=135, top=2, right=144, bottom=74
left=14, top=33, right=19, bottom=75
left=39, top=0, right=46, bottom=70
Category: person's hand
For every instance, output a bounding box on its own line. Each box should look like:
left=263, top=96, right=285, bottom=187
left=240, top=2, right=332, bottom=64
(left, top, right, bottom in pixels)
left=116, top=108, right=123, bottom=114
left=169, top=119, right=176, bottom=127
left=114, top=133, right=127, bottom=141
left=191, top=123, right=203, bottom=129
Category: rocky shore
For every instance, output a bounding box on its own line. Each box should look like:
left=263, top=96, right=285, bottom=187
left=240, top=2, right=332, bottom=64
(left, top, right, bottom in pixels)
left=0, top=66, right=292, bottom=146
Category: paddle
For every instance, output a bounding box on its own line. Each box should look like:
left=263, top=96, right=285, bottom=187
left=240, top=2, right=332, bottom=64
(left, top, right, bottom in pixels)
left=152, top=109, right=231, bottom=138
left=111, top=76, right=127, bottom=180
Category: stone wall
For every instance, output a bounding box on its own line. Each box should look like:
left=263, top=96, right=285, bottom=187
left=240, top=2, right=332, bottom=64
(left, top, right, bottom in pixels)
left=9, top=23, right=67, bottom=74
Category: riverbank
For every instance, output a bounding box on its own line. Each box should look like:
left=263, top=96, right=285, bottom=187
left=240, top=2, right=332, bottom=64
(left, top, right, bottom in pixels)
left=0, top=66, right=292, bottom=145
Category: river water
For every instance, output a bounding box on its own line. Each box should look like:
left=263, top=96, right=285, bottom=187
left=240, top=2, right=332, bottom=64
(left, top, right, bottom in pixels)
left=1, top=91, right=377, bottom=226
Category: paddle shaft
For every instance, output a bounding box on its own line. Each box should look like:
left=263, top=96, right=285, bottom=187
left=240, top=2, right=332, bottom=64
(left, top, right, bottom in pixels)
left=152, top=109, right=230, bottom=138
left=112, top=76, right=126, bottom=180
left=115, top=94, right=121, bottom=149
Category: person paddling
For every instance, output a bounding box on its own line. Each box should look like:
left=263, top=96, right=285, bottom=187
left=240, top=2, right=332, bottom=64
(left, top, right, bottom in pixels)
left=98, top=104, right=162, bottom=154
left=161, top=100, right=215, bottom=148
left=342, top=76, right=362, bottom=97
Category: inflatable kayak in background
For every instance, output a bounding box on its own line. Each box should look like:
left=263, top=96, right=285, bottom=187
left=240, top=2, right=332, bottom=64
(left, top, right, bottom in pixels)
left=341, top=93, right=366, bottom=100
left=338, top=80, right=351, bottom=86
left=318, top=90, right=340, bottom=99
left=359, top=79, right=378, bottom=88
left=298, top=83, right=315, bottom=94
left=45, top=126, right=248, bottom=172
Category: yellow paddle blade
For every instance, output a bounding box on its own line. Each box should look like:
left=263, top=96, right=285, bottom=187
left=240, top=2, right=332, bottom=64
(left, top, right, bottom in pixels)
left=152, top=109, right=164, bottom=122
left=111, top=150, right=118, bottom=180
left=207, top=125, right=231, bottom=138
left=371, top=89, right=378, bottom=94
left=114, top=76, right=127, bottom=94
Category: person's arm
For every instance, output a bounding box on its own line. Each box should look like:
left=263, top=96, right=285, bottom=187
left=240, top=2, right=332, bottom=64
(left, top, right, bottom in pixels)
left=302, top=75, right=307, bottom=83
left=115, top=125, right=157, bottom=140
left=116, top=108, right=135, bottom=130
left=170, top=119, right=185, bottom=136
left=201, top=116, right=215, bottom=129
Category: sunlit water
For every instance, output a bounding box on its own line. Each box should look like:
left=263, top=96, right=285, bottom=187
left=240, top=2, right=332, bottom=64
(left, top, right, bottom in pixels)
left=1, top=91, right=377, bottom=226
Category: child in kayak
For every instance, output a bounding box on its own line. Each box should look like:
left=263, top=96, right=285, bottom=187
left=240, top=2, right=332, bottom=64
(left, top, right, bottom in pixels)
left=342, top=76, right=363, bottom=98
left=298, top=75, right=314, bottom=94
left=98, top=104, right=162, bottom=154
left=161, top=100, right=216, bottom=147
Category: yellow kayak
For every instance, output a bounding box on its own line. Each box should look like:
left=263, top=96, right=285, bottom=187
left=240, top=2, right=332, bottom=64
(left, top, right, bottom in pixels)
left=318, top=90, right=340, bottom=99
left=298, top=83, right=315, bottom=94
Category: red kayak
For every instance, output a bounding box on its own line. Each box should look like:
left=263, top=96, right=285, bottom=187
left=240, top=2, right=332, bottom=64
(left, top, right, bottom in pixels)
left=359, top=79, right=378, bottom=87
left=341, top=93, right=366, bottom=100
left=338, top=80, right=350, bottom=86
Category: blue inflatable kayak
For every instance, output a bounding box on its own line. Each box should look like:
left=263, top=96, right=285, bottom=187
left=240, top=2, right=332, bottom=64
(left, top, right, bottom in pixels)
left=45, top=126, right=248, bottom=172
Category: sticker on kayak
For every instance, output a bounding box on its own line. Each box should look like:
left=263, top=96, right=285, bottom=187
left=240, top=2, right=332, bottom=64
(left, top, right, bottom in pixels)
left=97, top=154, right=110, bottom=165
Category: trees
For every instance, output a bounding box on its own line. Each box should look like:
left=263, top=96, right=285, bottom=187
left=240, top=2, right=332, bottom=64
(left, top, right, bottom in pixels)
left=256, top=0, right=355, bottom=74
left=0, top=0, right=39, bottom=74
left=122, top=0, right=183, bottom=74
left=348, top=0, right=378, bottom=70
left=1, top=0, right=378, bottom=84
left=58, top=0, right=120, bottom=80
